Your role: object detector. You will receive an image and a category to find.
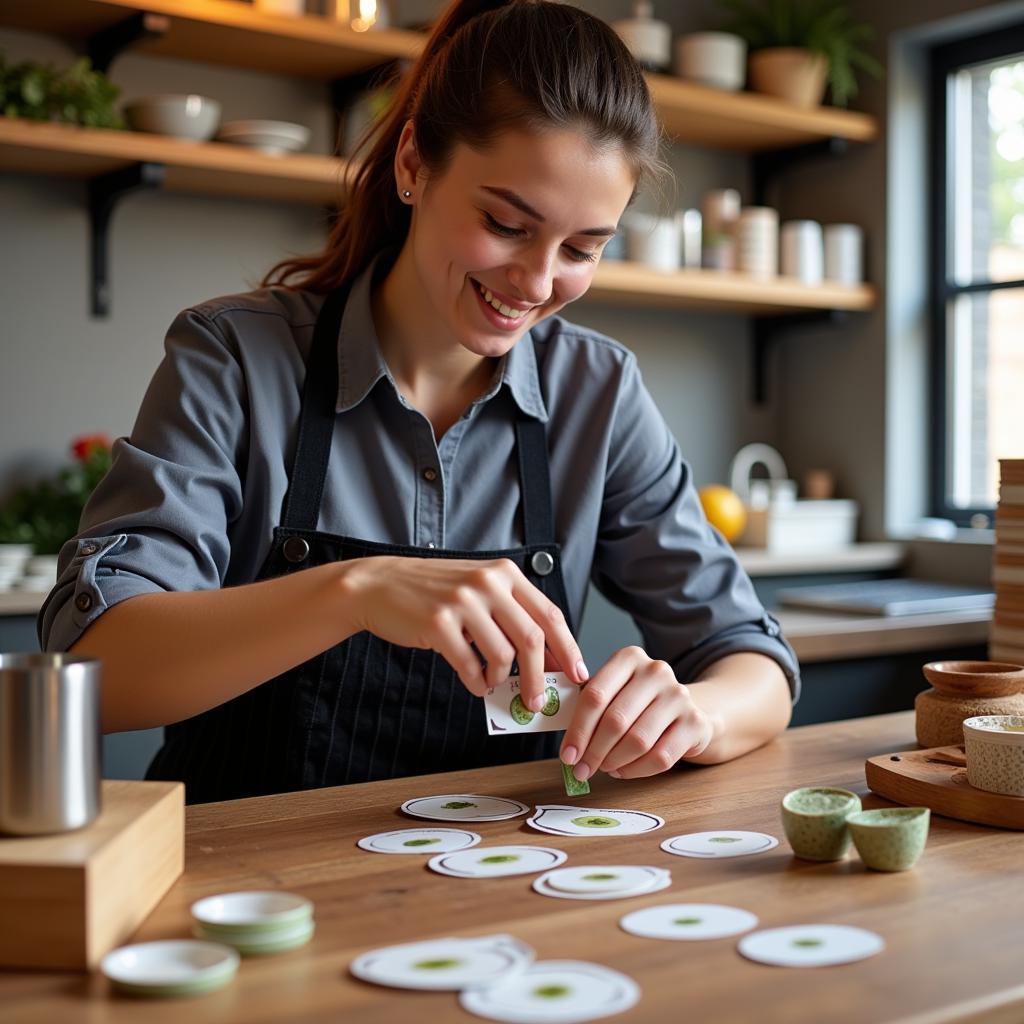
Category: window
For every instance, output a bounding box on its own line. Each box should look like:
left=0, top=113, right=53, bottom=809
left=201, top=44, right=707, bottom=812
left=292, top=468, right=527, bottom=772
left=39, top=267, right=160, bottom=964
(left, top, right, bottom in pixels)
left=930, top=25, right=1024, bottom=525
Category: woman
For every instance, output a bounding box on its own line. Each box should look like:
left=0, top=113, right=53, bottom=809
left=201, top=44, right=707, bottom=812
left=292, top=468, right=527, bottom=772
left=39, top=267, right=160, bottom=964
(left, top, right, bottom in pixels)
left=40, top=0, right=799, bottom=804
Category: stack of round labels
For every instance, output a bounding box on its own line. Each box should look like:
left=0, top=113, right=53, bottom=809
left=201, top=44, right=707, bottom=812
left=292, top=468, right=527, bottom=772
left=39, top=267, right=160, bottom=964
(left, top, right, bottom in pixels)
left=532, top=865, right=671, bottom=901
left=190, top=891, right=315, bottom=955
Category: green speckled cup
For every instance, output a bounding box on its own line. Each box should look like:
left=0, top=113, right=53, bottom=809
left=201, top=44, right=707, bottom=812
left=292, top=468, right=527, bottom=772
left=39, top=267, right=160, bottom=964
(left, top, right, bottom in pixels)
left=847, top=807, right=930, bottom=872
left=781, top=787, right=862, bottom=862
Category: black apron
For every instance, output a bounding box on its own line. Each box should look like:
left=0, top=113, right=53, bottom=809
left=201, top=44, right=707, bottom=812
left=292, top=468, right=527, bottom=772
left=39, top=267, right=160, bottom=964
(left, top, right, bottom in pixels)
left=146, top=279, right=574, bottom=803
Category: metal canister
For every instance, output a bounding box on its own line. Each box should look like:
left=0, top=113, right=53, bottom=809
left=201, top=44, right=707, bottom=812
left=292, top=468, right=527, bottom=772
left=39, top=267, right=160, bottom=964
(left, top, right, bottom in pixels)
left=0, top=653, right=102, bottom=835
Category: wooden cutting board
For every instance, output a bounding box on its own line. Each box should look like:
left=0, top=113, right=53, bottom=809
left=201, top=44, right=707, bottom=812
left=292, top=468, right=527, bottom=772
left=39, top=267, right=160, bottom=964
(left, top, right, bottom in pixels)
left=866, top=746, right=1024, bottom=830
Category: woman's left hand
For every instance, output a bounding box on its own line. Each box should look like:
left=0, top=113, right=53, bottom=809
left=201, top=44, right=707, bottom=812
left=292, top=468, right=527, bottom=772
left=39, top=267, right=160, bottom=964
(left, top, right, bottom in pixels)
left=559, top=646, right=715, bottom=781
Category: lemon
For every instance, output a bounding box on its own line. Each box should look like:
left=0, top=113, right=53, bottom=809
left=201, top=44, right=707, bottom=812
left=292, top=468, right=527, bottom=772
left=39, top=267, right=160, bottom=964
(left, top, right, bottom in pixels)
left=698, top=484, right=747, bottom=542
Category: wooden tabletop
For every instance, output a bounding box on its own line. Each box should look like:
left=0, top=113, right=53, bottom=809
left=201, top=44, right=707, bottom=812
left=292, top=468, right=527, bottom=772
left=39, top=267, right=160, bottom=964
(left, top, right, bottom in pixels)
left=4, top=711, right=1023, bottom=1023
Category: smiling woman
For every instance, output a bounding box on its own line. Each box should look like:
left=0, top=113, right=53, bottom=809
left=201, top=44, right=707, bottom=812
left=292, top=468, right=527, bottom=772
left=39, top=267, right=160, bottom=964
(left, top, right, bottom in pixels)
left=41, top=0, right=801, bottom=805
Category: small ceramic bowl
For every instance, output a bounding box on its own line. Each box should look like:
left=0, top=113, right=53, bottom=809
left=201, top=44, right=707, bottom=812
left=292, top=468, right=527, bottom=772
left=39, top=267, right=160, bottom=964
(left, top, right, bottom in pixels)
left=847, top=807, right=930, bottom=872
left=124, top=94, right=221, bottom=141
left=963, top=715, right=1024, bottom=797
left=922, top=661, right=1024, bottom=699
left=781, top=787, right=861, bottom=862
left=101, top=939, right=239, bottom=997
left=190, top=891, right=313, bottom=935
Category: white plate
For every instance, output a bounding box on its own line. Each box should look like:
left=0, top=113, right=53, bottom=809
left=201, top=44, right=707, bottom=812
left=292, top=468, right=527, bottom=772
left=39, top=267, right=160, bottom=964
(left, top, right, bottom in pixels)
left=101, top=940, right=239, bottom=992
left=357, top=827, right=481, bottom=854
left=429, top=846, right=568, bottom=878
left=402, top=794, right=530, bottom=822
left=527, top=805, right=664, bottom=838
left=542, top=865, right=661, bottom=895
left=216, top=119, right=310, bottom=154
left=350, top=934, right=534, bottom=991
left=460, top=960, right=640, bottom=1023
left=738, top=925, right=885, bottom=967
left=660, top=831, right=779, bottom=858
left=620, top=903, right=759, bottom=941
left=532, top=868, right=670, bottom=901
left=191, top=890, right=312, bottom=930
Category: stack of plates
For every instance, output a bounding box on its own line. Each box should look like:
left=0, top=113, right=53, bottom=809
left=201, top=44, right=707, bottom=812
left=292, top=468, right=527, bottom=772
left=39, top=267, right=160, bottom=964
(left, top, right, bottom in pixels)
left=101, top=940, right=239, bottom=997
left=190, top=891, right=315, bottom=955
left=216, top=119, right=311, bottom=155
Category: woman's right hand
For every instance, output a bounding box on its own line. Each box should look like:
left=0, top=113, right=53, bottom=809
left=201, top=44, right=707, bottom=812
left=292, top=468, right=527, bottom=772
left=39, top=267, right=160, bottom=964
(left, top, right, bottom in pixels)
left=338, top=556, right=589, bottom=709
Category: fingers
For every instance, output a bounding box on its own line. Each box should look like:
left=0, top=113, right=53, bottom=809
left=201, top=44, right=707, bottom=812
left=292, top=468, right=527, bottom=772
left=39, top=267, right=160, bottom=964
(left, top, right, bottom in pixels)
left=428, top=609, right=490, bottom=697
left=491, top=600, right=548, bottom=711
left=599, top=694, right=681, bottom=774
left=607, top=716, right=710, bottom=779
left=511, top=570, right=588, bottom=687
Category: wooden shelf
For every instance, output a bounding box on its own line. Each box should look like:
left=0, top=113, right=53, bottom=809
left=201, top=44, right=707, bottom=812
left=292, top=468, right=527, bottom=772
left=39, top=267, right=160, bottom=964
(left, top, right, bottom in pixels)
left=4, top=2, right=878, bottom=152
left=1, top=0, right=420, bottom=79
left=737, top=542, right=906, bottom=577
left=0, top=117, right=349, bottom=204
left=646, top=74, right=877, bottom=151
left=586, top=261, right=876, bottom=315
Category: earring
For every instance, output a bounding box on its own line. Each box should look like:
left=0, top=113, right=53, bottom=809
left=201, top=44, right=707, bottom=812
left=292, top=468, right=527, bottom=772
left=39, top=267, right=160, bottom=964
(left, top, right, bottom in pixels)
left=402, top=190, right=412, bottom=199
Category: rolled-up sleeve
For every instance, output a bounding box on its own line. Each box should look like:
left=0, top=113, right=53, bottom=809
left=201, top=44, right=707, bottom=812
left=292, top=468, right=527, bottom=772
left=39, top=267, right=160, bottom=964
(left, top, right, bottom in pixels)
left=591, top=356, right=801, bottom=702
left=38, top=309, right=248, bottom=652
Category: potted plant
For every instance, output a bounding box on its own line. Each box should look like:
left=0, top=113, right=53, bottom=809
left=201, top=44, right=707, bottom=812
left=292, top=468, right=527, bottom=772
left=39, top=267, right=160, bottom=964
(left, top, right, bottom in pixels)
left=717, top=0, right=882, bottom=109
left=0, top=53, right=124, bottom=127
left=0, top=436, right=113, bottom=566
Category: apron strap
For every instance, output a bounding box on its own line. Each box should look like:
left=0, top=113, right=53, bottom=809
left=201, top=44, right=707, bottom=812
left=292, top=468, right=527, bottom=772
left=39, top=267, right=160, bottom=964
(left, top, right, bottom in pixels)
left=281, top=281, right=351, bottom=532
left=515, top=414, right=556, bottom=548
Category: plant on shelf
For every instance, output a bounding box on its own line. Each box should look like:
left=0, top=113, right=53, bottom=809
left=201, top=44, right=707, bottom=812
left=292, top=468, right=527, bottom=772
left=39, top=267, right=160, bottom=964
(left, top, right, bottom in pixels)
left=717, top=0, right=883, bottom=108
left=0, top=53, right=124, bottom=128
left=0, top=436, right=113, bottom=555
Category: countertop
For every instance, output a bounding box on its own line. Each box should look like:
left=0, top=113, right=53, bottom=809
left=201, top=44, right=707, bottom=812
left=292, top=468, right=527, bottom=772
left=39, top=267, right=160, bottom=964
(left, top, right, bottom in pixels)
left=4, top=711, right=1022, bottom=1023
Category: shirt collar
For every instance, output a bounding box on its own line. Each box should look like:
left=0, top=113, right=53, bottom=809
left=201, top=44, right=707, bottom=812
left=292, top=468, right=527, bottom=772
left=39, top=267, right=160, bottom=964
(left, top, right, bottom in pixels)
left=335, top=253, right=549, bottom=423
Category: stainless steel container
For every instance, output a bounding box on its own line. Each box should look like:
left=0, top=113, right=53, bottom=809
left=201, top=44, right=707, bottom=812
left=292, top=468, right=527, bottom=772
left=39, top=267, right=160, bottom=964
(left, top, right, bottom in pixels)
left=0, top=653, right=102, bottom=835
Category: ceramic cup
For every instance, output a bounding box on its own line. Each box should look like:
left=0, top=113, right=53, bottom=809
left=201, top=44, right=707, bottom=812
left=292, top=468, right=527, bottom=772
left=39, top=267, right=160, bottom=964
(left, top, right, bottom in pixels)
left=963, top=715, right=1024, bottom=797
left=781, top=787, right=861, bottom=861
left=847, top=807, right=930, bottom=872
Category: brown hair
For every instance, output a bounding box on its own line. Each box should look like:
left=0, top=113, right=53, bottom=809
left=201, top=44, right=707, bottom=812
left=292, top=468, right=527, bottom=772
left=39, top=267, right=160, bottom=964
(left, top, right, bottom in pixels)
left=262, top=0, right=664, bottom=293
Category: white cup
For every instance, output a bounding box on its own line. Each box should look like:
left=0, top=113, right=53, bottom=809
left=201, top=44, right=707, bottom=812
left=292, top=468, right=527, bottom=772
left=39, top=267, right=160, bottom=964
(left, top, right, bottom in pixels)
left=781, top=220, right=824, bottom=285
left=624, top=212, right=682, bottom=272
left=824, top=223, right=864, bottom=285
left=674, top=32, right=747, bottom=91
left=737, top=206, right=779, bottom=277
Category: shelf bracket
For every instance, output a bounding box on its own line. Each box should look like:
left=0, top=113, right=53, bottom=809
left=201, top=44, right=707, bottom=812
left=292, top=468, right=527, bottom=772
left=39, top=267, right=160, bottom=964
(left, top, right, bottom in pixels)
left=87, top=11, right=170, bottom=74
left=752, top=310, right=847, bottom=406
left=89, top=162, right=165, bottom=318
left=751, top=136, right=849, bottom=207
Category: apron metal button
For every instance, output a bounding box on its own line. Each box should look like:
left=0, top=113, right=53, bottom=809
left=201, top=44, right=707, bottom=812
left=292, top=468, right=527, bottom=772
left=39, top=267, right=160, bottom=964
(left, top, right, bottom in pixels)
left=531, top=550, right=554, bottom=576
left=283, top=536, right=310, bottom=563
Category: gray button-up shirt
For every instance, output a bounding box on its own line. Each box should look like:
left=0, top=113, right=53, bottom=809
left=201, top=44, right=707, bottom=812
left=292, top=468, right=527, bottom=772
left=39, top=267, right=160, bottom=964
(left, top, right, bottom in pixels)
left=39, top=257, right=800, bottom=700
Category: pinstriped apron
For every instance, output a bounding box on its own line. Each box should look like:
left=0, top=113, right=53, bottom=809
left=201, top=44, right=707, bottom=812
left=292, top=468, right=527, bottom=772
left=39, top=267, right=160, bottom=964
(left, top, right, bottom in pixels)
left=146, top=279, right=574, bottom=803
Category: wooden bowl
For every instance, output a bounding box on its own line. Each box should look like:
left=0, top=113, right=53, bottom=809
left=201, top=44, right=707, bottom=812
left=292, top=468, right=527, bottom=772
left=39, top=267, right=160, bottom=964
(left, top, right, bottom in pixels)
left=922, top=661, right=1024, bottom=699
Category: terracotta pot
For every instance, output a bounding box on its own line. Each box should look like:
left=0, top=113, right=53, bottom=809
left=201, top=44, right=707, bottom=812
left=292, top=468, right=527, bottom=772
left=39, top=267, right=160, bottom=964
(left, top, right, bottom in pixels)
left=749, top=47, right=828, bottom=108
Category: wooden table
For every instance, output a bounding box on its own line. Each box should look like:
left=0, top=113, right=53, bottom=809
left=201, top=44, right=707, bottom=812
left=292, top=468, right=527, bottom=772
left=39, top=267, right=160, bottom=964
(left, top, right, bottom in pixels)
left=4, top=712, right=1023, bottom=1023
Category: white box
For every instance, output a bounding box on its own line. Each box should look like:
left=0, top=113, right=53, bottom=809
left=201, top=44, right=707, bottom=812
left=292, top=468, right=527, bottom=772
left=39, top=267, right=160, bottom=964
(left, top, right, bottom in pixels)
left=740, top=499, right=858, bottom=553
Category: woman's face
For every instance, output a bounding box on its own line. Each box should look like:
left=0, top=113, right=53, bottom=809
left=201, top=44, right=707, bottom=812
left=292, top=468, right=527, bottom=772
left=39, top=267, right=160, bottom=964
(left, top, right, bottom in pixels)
left=397, top=124, right=636, bottom=358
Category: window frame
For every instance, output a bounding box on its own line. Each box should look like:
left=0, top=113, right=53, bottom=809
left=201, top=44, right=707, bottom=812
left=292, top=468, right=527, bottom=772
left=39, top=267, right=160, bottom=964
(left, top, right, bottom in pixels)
left=929, top=23, right=1024, bottom=525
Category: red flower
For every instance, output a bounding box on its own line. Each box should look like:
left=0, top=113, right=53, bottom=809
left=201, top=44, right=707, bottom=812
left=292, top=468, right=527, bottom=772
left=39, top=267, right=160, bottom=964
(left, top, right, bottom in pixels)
left=71, top=434, right=112, bottom=462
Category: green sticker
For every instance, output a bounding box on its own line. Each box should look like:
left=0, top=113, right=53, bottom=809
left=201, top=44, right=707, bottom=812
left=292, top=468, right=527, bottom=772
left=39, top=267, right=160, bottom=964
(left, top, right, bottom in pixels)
left=413, top=958, right=462, bottom=970
left=403, top=838, right=441, bottom=847
left=540, top=686, right=561, bottom=717
left=571, top=815, right=620, bottom=829
left=791, top=938, right=824, bottom=948
left=709, top=836, right=742, bottom=844
left=583, top=872, right=618, bottom=881
left=532, top=984, right=571, bottom=999
left=510, top=694, right=535, bottom=725
left=442, top=801, right=476, bottom=809
left=561, top=762, right=590, bottom=797
left=479, top=854, right=520, bottom=864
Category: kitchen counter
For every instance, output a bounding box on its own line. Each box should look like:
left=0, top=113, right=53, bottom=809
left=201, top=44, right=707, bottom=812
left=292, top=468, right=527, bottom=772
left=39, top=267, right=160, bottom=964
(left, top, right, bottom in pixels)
left=3, top=711, right=1022, bottom=1023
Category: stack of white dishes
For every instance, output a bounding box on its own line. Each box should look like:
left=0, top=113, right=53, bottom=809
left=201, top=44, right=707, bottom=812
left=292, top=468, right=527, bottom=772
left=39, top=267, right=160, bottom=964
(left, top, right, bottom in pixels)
left=101, top=940, right=239, bottom=997
left=16, top=554, right=60, bottom=591
left=190, top=891, right=315, bottom=955
left=216, top=120, right=311, bottom=155
left=0, top=545, right=32, bottom=591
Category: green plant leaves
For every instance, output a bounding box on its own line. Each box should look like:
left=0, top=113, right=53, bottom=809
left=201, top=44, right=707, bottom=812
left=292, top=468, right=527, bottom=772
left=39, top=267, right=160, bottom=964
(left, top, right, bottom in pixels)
left=0, top=52, right=124, bottom=128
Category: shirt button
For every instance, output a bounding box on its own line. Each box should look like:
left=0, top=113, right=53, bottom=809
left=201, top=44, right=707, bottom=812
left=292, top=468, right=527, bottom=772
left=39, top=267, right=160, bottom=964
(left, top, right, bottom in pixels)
left=80, top=543, right=98, bottom=556
left=422, top=467, right=438, bottom=482
left=75, top=593, right=93, bottom=612
left=531, top=551, right=555, bottom=576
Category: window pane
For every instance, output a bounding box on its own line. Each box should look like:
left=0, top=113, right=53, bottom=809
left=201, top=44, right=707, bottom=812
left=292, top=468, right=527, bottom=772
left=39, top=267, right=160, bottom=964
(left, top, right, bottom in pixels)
left=945, top=288, right=1024, bottom=509
left=949, top=56, right=1024, bottom=285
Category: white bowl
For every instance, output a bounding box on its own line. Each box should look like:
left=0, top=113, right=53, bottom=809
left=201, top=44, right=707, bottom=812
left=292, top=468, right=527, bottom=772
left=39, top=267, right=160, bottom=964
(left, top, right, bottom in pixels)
left=101, top=940, right=238, bottom=996
left=216, top=119, right=310, bottom=155
left=124, top=95, right=221, bottom=141
left=191, top=890, right=313, bottom=932
left=675, top=32, right=747, bottom=91
left=963, top=715, right=1024, bottom=797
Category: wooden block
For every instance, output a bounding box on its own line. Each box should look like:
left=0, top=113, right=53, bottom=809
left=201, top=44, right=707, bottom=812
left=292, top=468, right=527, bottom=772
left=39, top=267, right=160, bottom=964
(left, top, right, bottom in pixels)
left=0, top=779, right=183, bottom=970
left=866, top=746, right=1024, bottom=830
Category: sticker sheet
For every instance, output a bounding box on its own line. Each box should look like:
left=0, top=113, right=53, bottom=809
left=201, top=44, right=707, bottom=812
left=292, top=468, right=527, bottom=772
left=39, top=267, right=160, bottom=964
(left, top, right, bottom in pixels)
left=484, top=672, right=578, bottom=736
